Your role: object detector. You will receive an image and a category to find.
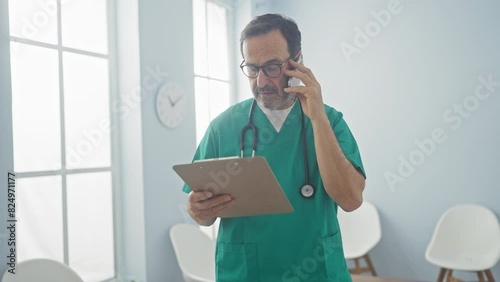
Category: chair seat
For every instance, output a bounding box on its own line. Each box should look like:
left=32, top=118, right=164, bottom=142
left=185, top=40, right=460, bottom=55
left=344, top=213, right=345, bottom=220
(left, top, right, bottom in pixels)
left=338, top=201, right=381, bottom=260
left=1, top=258, right=84, bottom=282
left=427, top=248, right=500, bottom=271
left=425, top=204, right=500, bottom=282
left=338, top=201, right=381, bottom=276
left=170, top=223, right=216, bottom=282
left=343, top=243, right=373, bottom=259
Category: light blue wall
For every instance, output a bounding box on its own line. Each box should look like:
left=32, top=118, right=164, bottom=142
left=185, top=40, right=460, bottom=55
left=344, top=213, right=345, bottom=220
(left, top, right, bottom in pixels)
left=115, top=0, right=147, bottom=281
left=267, top=0, right=500, bottom=280
left=137, top=0, right=196, bottom=281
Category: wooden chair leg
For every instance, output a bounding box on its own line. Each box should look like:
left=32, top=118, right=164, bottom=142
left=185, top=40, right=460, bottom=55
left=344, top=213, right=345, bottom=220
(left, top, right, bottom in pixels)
left=435, top=269, right=495, bottom=282
left=477, top=271, right=486, bottom=282
left=363, top=254, right=377, bottom=276
left=348, top=258, right=361, bottom=274
left=445, top=269, right=453, bottom=282
left=437, top=268, right=447, bottom=282
left=354, top=258, right=360, bottom=272
left=484, top=269, right=495, bottom=282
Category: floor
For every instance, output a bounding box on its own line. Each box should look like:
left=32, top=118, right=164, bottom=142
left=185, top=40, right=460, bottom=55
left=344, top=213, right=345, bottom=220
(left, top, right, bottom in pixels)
left=351, top=275, right=424, bottom=282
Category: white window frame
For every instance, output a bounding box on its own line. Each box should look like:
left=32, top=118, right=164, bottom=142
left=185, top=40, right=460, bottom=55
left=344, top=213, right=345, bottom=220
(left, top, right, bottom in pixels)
left=193, top=0, right=236, bottom=140
left=192, top=0, right=236, bottom=239
left=6, top=1, right=121, bottom=281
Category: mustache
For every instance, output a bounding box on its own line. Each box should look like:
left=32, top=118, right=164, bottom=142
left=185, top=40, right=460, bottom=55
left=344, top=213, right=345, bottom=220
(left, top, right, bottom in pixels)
left=256, top=85, right=278, bottom=93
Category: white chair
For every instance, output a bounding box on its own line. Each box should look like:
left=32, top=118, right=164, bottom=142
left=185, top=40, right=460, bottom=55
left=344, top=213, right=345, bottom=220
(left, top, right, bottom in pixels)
left=170, top=223, right=216, bottom=282
left=425, top=204, right=500, bottom=282
left=1, top=258, right=84, bottom=282
left=338, top=201, right=381, bottom=276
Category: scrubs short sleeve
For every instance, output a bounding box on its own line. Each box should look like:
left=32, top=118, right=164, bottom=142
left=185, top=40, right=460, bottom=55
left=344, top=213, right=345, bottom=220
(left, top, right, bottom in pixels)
left=330, top=110, right=366, bottom=179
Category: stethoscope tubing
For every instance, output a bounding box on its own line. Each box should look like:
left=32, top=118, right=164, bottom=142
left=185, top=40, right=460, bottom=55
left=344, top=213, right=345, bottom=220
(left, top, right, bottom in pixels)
left=240, top=99, right=315, bottom=198
left=298, top=101, right=310, bottom=186
left=240, top=100, right=258, bottom=157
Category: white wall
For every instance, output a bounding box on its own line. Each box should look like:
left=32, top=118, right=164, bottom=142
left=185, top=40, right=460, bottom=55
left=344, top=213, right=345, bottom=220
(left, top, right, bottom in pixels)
left=267, top=0, right=500, bottom=280
left=115, top=0, right=147, bottom=281
left=136, top=0, right=196, bottom=281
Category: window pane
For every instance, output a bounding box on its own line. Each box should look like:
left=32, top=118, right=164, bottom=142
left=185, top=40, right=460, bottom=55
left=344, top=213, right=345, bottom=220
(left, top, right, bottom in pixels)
left=194, top=78, right=230, bottom=146
left=8, top=0, right=58, bottom=44
left=207, top=2, right=229, bottom=80
left=63, top=52, right=111, bottom=169
left=209, top=79, right=230, bottom=119
left=193, top=0, right=208, bottom=76
left=61, top=0, right=108, bottom=54
left=67, top=172, right=115, bottom=281
left=17, top=176, right=63, bottom=263
left=10, top=43, right=61, bottom=172
left=194, top=77, right=209, bottom=145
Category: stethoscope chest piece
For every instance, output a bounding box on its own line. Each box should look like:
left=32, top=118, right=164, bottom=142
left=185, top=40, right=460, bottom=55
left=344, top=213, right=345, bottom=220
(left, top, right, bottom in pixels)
left=300, top=184, right=315, bottom=198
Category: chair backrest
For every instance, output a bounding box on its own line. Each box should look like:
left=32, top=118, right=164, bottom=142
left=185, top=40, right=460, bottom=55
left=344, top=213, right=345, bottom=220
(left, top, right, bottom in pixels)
left=425, top=204, right=500, bottom=269
left=170, top=223, right=216, bottom=282
left=1, top=258, right=84, bottom=282
left=338, top=201, right=382, bottom=259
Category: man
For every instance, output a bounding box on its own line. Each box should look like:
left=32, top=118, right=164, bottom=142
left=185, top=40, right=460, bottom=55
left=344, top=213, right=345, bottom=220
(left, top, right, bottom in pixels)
left=183, top=13, right=366, bottom=281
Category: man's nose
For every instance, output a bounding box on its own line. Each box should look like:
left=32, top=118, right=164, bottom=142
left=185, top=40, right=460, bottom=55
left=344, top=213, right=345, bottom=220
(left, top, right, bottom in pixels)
left=256, top=69, right=269, bottom=87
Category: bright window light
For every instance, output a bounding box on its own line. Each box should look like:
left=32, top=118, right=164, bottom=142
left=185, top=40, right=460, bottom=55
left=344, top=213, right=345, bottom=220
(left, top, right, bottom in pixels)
left=192, top=0, right=231, bottom=146
left=17, top=176, right=64, bottom=262
left=10, top=43, right=61, bottom=172
left=8, top=1, right=116, bottom=281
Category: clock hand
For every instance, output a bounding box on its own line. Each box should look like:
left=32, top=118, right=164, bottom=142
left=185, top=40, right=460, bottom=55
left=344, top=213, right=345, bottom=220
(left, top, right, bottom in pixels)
left=167, top=95, right=175, bottom=106
left=171, top=96, right=183, bottom=106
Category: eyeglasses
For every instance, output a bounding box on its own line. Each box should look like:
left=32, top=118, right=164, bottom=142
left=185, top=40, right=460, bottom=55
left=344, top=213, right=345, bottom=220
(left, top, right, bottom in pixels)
left=239, top=55, right=293, bottom=78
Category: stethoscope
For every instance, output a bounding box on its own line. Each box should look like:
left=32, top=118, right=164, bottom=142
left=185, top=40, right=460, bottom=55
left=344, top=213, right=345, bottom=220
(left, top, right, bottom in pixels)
left=240, top=99, right=316, bottom=198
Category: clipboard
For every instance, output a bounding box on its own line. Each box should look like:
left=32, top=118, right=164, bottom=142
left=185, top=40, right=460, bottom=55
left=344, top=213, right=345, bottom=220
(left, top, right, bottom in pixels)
left=173, top=156, right=294, bottom=218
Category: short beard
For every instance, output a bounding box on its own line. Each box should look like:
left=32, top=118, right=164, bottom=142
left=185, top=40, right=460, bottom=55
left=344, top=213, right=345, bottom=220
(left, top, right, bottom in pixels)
left=254, top=85, right=296, bottom=110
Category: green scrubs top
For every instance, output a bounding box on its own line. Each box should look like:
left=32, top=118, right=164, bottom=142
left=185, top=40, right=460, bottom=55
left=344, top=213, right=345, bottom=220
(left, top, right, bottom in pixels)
left=182, top=98, right=365, bottom=282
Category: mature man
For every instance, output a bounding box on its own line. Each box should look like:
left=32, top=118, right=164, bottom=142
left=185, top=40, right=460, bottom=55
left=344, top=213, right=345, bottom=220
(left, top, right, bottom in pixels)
left=183, top=13, right=366, bottom=281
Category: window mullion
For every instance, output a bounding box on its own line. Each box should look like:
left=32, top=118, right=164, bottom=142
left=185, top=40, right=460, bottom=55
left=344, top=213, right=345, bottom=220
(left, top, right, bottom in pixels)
left=12, top=167, right=111, bottom=179
left=9, top=37, right=108, bottom=59
left=106, top=0, right=121, bottom=279
left=56, top=0, right=70, bottom=266
left=204, top=0, right=211, bottom=119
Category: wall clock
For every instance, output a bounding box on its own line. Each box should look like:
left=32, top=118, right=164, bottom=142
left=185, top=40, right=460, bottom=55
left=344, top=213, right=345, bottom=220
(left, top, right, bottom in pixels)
left=155, top=81, right=186, bottom=128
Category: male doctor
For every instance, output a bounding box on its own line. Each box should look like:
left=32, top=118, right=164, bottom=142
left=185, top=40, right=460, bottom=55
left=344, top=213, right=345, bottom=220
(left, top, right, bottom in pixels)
left=183, top=13, right=366, bottom=281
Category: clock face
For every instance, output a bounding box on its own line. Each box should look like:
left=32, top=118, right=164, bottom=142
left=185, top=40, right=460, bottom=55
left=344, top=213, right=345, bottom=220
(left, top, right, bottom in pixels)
left=156, top=82, right=186, bottom=128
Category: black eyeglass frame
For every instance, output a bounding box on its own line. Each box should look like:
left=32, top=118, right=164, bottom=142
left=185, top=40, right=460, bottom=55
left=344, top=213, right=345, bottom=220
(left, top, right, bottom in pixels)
left=239, top=54, right=295, bottom=78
